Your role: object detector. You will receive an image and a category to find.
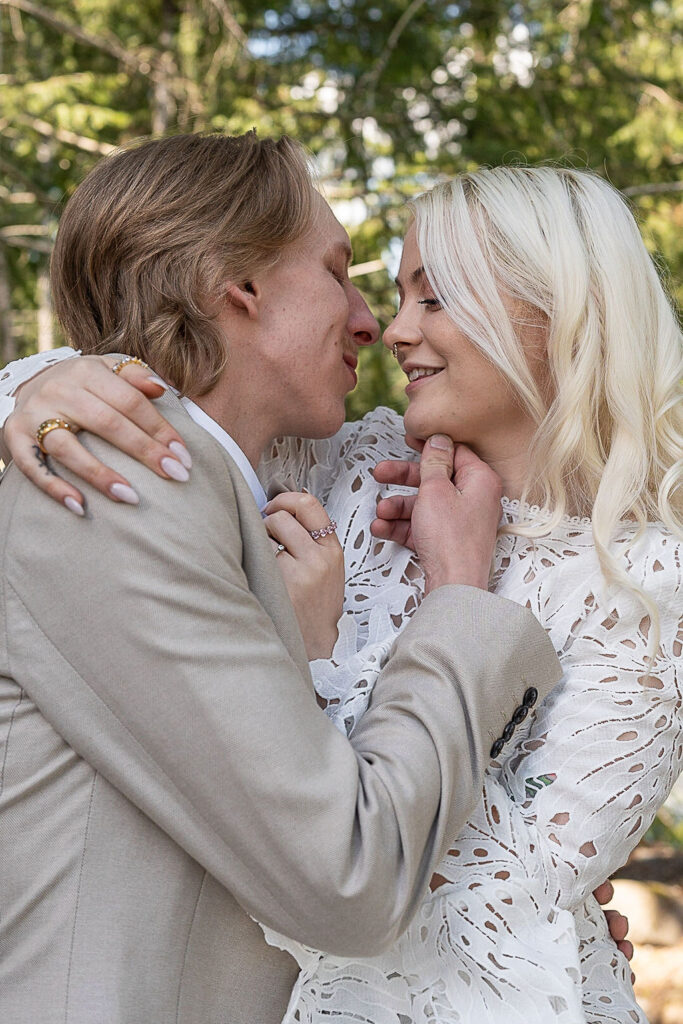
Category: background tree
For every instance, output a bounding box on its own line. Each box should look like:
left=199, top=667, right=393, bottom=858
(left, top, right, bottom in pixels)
left=1, top=0, right=681, bottom=422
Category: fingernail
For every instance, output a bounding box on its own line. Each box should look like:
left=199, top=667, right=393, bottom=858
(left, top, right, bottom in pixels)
left=147, top=375, right=167, bottom=389
left=109, top=482, right=140, bottom=505
left=429, top=434, right=452, bottom=450
left=64, top=496, right=85, bottom=517
left=161, top=457, right=190, bottom=482
left=169, top=441, right=192, bottom=470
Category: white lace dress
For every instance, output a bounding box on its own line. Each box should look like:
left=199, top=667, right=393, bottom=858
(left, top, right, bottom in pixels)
left=258, top=409, right=682, bottom=1024
left=1, top=351, right=682, bottom=1024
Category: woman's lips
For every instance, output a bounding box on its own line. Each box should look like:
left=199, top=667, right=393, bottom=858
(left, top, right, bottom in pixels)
left=405, top=368, right=444, bottom=394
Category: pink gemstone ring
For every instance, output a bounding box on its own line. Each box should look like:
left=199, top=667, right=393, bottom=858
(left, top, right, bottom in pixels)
left=309, top=520, right=338, bottom=540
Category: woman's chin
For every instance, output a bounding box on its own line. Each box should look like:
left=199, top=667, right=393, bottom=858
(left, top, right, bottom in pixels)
left=404, top=409, right=448, bottom=444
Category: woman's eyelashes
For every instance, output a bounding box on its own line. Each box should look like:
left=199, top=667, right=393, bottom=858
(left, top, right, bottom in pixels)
left=418, top=297, right=442, bottom=310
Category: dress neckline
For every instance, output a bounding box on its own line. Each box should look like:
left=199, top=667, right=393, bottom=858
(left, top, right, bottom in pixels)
left=500, top=496, right=593, bottom=530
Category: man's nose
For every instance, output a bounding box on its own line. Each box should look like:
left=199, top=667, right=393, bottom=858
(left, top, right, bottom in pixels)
left=347, top=283, right=379, bottom=347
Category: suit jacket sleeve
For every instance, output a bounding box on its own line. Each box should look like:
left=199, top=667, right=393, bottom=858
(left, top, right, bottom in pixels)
left=1, top=407, right=562, bottom=957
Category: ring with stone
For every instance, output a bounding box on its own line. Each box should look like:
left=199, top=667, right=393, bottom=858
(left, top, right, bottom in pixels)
left=309, top=519, right=337, bottom=540
left=274, top=543, right=286, bottom=557
left=35, top=418, right=78, bottom=454
left=112, top=356, right=150, bottom=375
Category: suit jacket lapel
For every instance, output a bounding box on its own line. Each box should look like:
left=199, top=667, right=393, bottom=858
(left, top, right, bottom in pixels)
left=156, top=391, right=313, bottom=685
left=212, top=436, right=313, bottom=687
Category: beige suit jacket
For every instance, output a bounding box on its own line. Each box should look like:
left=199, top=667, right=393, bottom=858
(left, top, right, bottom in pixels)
left=0, top=391, right=562, bottom=1023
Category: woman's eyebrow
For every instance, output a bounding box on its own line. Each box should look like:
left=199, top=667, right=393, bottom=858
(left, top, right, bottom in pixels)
left=394, top=265, right=426, bottom=289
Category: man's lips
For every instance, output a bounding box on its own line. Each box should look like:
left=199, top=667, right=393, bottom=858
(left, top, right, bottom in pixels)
left=343, top=353, right=358, bottom=387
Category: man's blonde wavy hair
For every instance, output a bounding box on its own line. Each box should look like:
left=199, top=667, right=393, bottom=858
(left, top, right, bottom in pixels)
left=51, top=131, right=316, bottom=396
left=411, top=167, right=682, bottom=652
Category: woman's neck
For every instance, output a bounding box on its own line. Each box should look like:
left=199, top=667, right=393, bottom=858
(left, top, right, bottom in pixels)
left=471, top=422, right=536, bottom=503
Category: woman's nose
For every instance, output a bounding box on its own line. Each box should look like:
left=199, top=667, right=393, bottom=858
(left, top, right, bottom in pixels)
left=383, top=307, right=420, bottom=352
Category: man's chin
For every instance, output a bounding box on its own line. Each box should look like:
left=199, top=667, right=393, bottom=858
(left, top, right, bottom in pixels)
left=294, top=406, right=346, bottom=440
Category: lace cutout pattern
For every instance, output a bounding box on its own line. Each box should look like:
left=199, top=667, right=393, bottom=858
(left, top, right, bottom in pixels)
left=259, top=406, right=682, bottom=1024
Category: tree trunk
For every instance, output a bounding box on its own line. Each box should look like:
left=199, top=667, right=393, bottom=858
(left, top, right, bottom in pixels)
left=151, top=0, right=177, bottom=134
left=0, top=246, right=16, bottom=365
left=37, top=260, right=53, bottom=352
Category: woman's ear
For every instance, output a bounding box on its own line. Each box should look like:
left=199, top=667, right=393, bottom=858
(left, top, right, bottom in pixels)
left=225, top=281, right=259, bottom=320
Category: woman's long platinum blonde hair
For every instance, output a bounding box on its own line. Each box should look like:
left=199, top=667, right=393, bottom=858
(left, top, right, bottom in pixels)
left=411, top=167, right=682, bottom=653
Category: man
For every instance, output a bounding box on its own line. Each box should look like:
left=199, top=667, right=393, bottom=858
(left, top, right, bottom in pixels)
left=0, top=132, right=563, bottom=1023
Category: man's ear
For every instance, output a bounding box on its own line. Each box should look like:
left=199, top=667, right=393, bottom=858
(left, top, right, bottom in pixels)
left=224, top=281, right=259, bottom=320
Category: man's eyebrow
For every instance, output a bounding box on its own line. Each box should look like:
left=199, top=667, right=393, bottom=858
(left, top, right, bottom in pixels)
left=394, top=265, right=426, bottom=289
left=328, top=241, right=353, bottom=264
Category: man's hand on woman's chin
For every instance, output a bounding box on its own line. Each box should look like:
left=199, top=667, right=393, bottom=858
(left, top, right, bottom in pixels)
left=372, top=434, right=502, bottom=593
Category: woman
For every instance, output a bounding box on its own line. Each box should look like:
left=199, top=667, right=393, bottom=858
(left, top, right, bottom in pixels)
left=2, top=166, right=681, bottom=1022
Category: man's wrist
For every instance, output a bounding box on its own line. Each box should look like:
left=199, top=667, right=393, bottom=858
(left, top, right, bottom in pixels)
left=425, top=567, right=490, bottom=593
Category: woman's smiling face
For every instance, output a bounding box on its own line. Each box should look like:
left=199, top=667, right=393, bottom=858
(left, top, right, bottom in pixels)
left=384, top=224, right=543, bottom=458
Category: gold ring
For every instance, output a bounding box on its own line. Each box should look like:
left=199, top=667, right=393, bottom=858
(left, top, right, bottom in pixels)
left=112, top=356, right=150, bottom=375
left=274, top=543, right=286, bottom=557
left=35, top=418, right=78, bottom=454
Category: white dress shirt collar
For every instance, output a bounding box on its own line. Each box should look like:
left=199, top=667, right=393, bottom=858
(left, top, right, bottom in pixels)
left=180, top=397, right=268, bottom=512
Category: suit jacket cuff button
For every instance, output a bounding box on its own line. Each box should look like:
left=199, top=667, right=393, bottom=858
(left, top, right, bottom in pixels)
left=502, top=721, right=515, bottom=742
left=490, top=737, right=505, bottom=759
left=523, top=686, right=538, bottom=707
left=512, top=704, right=529, bottom=725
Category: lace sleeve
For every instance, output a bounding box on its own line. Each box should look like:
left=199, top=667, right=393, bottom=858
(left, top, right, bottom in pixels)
left=0, top=347, right=79, bottom=427
left=445, top=530, right=683, bottom=912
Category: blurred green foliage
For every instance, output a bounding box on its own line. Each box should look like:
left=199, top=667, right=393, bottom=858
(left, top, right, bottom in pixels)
left=1, top=0, right=681, bottom=427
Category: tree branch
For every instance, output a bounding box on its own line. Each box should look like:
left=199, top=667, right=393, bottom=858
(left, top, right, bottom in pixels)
left=0, top=154, right=55, bottom=204
left=349, top=258, right=385, bottom=278
left=0, top=223, right=51, bottom=236
left=14, top=113, right=117, bottom=155
left=622, top=181, right=683, bottom=197
left=357, top=0, right=428, bottom=95
left=203, top=0, right=249, bottom=50
left=0, top=0, right=157, bottom=80
left=0, top=235, right=53, bottom=253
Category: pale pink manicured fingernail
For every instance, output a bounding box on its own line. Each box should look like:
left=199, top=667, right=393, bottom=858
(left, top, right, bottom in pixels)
left=428, top=434, right=452, bottom=450
left=169, top=441, right=192, bottom=470
left=161, top=457, right=190, bottom=482
left=109, top=482, right=140, bottom=505
left=147, top=375, right=167, bottom=389
left=64, top=496, right=85, bottom=517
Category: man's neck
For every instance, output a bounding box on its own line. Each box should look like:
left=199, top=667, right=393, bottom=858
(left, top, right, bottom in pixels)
left=189, top=389, right=269, bottom=470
